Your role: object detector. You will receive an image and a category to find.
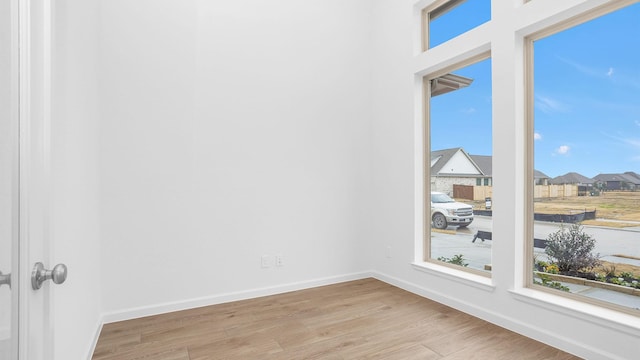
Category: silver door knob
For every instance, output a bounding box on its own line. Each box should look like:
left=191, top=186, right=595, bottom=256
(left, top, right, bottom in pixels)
left=31, top=262, right=67, bottom=290
left=0, top=271, right=10, bottom=289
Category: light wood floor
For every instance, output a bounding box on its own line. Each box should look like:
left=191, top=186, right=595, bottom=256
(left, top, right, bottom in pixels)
left=92, top=278, right=582, bottom=360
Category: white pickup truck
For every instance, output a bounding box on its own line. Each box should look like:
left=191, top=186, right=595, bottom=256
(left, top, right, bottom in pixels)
left=431, top=192, right=474, bottom=229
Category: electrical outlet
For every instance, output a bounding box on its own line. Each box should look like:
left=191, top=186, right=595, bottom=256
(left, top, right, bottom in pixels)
left=275, top=254, right=283, bottom=267
left=261, top=255, right=272, bottom=268
left=386, top=246, right=391, bottom=259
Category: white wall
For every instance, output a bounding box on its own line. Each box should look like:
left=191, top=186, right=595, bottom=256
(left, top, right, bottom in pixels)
left=46, top=1, right=640, bottom=359
left=50, top=1, right=102, bottom=359
left=98, top=0, right=373, bottom=316
left=369, top=1, right=639, bottom=360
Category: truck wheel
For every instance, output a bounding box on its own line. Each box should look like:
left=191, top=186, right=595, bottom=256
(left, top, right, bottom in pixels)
left=432, top=213, right=447, bottom=229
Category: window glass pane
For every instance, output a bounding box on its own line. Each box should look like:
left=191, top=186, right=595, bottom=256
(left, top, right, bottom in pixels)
left=532, top=4, right=640, bottom=312
left=427, top=0, right=491, bottom=49
left=429, top=58, right=492, bottom=273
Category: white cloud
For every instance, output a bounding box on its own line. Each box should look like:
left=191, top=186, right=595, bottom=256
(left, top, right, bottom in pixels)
left=606, top=132, right=640, bottom=148
left=601, top=132, right=640, bottom=163
left=535, top=95, right=569, bottom=114
left=463, top=107, right=477, bottom=114
left=557, top=57, right=602, bottom=78
left=558, top=57, right=640, bottom=89
left=623, top=138, right=640, bottom=148
left=534, top=132, right=542, bottom=140
left=556, top=145, right=570, bottom=155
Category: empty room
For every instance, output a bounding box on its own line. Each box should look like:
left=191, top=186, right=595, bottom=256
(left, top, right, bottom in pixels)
left=1, top=0, right=639, bottom=359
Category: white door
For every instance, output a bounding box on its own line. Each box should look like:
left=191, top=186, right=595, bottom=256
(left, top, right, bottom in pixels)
left=1, top=0, right=20, bottom=358
left=20, top=0, right=63, bottom=359
left=2, top=1, right=60, bottom=359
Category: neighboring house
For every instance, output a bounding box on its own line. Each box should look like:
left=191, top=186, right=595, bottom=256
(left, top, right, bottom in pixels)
left=430, top=147, right=547, bottom=194
left=620, top=172, right=640, bottom=190
left=624, top=171, right=640, bottom=185
left=593, top=173, right=639, bottom=191
left=534, top=170, right=551, bottom=185
left=469, top=154, right=492, bottom=186
left=430, top=148, right=485, bottom=194
left=549, top=172, right=594, bottom=186
left=550, top=172, right=594, bottom=195
left=431, top=148, right=640, bottom=194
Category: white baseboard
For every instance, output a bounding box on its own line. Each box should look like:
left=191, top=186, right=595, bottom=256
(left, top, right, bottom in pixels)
left=87, top=271, right=370, bottom=358
left=86, top=319, right=103, bottom=360
left=89, top=270, right=618, bottom=360
left=370, top=270, right=622, bottom=360
left=100, top=271, right=371, bottom=325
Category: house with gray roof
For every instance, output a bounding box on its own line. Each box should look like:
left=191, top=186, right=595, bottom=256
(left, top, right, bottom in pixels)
left=430, top=148, right=487, bottom=194
left=549, top=172, right=593, bottom=185
left=620, top=172, right=640, bottom=190
left=469, top=154, right=492, bottom=184
left=430, top=147, right=548, bottom=195
left=624, top=171, right=640, bottom=184
left=593, top=173, right=639, bottom=191
left=550, top=172, right=594, bottom=195
left=534, top=170, right=551, bottom=185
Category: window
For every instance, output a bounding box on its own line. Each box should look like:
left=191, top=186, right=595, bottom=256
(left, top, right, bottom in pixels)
left=426, top=56, right=493, bottom=275
left=423, top=0, right=490, bottom=50
left=529, top=3, right=640, bottom=314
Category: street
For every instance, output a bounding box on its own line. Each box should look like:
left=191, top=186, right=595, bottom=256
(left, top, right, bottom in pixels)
left=468, top=216, right=640, bottom=260
left=431, top=216, right=640, bottom=271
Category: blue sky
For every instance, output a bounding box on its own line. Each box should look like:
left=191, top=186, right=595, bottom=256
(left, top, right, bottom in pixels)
left=430, top=2, right=640, bottom=178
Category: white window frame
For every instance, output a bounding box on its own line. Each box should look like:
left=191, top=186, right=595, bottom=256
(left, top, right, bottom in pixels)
left=524, top=0, right=640, bottom=316
left=421, top=0, right=490, bottom=51
left=413, top=0, right=640, bottom=324
left=422, top=53, right=492, bottom=278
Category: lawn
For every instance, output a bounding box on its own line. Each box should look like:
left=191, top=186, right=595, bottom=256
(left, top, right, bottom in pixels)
left=469, top=191, right=640, bottom=227
left=534, top=191, right=640, bottom=227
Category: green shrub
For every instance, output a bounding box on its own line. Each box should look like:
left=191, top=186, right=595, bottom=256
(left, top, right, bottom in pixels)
left=544, top=224, right=600, bottom=273
left=437, top=254, right=469, bottom=267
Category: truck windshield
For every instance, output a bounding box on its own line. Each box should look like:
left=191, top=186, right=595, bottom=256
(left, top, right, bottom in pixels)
left=431, top=193, right=454, bottom=203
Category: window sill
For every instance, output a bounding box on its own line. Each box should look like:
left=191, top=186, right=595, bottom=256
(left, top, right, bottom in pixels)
left=510, top=287, right=640, bottom=336
left=411, top=261, right=495, bottom=292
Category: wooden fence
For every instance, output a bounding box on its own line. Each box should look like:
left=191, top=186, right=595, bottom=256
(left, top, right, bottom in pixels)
left=534, top=184, right=578, bottom=198
left=453, top=185, right=492, bottom=201
left=454, top=184, right=578, bottom=201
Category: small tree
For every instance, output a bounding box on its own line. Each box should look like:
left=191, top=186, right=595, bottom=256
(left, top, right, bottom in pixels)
left=544, top=223, right=600, bottom=273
